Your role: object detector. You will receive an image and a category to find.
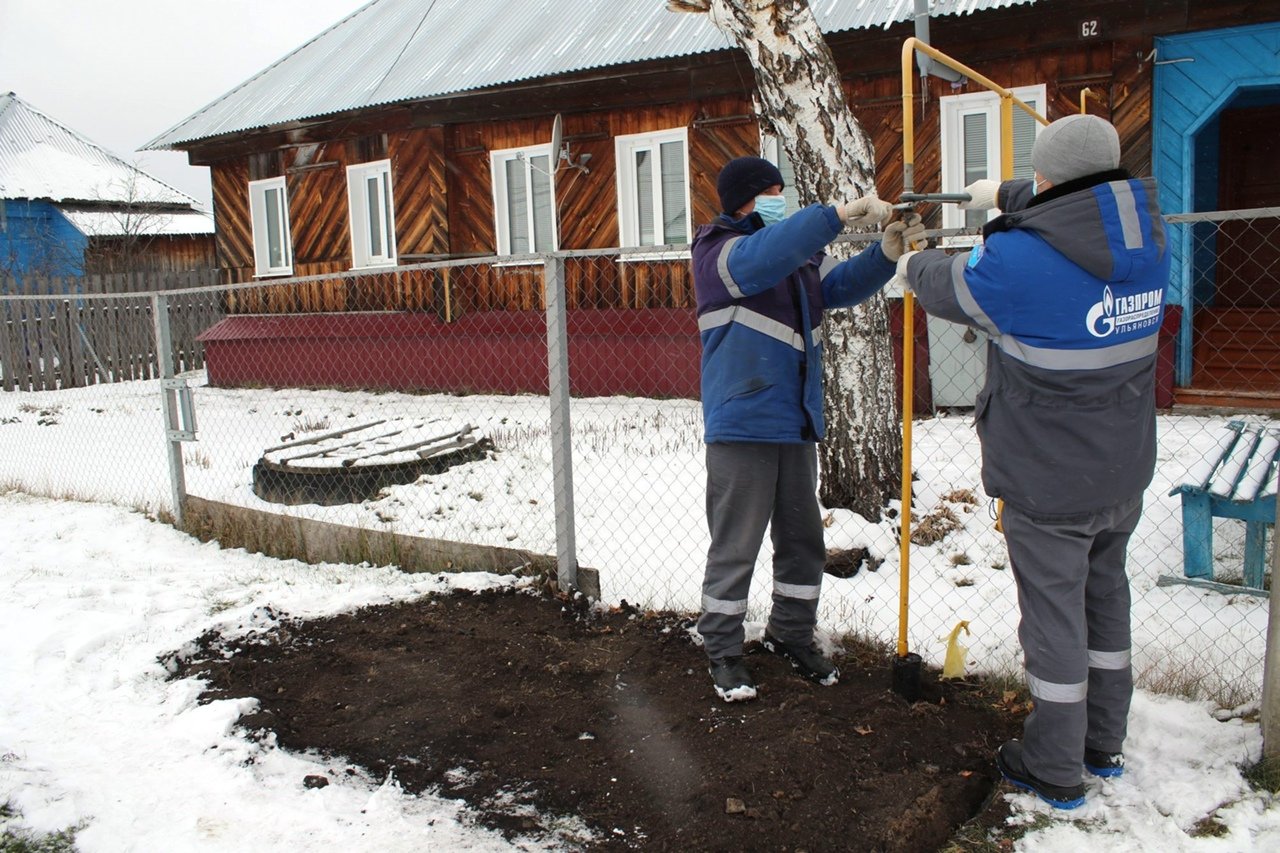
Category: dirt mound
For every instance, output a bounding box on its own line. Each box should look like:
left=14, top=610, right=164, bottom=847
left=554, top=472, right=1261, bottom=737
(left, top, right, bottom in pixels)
left=172, top=587, right=1022, bottom=851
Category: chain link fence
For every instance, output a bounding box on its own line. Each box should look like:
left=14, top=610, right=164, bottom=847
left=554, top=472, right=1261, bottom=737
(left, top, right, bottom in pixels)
left=0, top=211, right=1275, bottom=706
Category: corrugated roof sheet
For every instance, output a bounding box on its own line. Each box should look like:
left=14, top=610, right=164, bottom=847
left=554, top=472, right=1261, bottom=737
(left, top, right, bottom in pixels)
left=0, top=93, right=201, bottom=207
left=58, top=207, right=215, bottom=237
left=145, top=0, right=1038, bottom=150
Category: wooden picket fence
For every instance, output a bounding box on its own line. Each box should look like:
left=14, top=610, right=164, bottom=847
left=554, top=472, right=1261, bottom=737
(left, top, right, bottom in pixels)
left=0, top=269, right=224, bottom=392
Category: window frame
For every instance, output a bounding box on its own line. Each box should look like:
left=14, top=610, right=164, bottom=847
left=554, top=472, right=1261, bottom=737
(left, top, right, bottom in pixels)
left=346, top=159, right=398, bottom=269
left=247, top=176, right=293, bottom=277
left=614, top=127, right=692, bottom=250
left=939, top=85, right=1046, bottom=234
left=489, top=144, right=560, bottom=256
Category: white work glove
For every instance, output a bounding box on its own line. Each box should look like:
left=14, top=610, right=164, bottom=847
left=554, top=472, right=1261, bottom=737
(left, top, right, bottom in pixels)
left=892, top=250, right=920, bottom=293
left=838, top=195, right=893, bottom=228
left=958, top=179, right=1000, bottom=211
left=881, top=214, right=927, bottom=262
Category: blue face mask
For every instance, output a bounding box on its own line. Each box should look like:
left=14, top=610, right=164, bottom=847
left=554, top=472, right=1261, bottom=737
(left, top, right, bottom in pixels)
left=754, top=194, right=787, bottom=225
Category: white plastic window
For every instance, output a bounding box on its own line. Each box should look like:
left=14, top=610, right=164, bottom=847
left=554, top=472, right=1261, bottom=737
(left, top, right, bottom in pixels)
left=615, top=128, right=690, bottom=248
left=490, top=145, right=558, bottom=255
left=248, top=176, right=292, bottom=276
left=346, top=159, right=397, bottom=268
left=939, top=85, right=1045, bottom=232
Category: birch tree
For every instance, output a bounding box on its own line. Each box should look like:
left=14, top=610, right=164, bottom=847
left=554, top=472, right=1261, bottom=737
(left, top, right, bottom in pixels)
left=669, top=0, right=901, bottom=521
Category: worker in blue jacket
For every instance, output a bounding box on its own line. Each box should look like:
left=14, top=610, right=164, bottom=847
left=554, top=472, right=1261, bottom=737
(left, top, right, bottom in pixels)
left=895, top=114, right=1171, bottom=808
left=693, top=155, right=924, bottom=702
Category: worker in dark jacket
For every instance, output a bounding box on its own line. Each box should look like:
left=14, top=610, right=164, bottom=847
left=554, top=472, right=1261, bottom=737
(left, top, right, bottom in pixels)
left=693, top=155, right=924, bottom=702
left=895, top=114, right=1171, bottom=808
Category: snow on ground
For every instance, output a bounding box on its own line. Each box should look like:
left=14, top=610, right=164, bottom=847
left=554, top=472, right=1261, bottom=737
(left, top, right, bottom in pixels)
left=0, top=373, right=1270, bottom=698
left=2, top=374, right=1279, bottom=849
left=0, top=494, right=570, bottom=852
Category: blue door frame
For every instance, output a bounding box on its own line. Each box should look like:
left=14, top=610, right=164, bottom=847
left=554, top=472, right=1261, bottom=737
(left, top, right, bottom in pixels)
left=1152, top=22, right=1280, bottom=385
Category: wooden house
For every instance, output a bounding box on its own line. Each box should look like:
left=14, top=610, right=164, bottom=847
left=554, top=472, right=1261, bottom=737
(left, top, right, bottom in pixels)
left=144, top=0, right=1280, bottom=407
left=1, top=93, right=215, bottom=280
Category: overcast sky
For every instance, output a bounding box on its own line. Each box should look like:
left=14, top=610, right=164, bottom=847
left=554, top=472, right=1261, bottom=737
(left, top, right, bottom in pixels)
left=1, top=0, right=369, bottom=212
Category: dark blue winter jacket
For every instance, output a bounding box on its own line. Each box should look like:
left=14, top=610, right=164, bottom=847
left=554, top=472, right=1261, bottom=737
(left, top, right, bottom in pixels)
left=692, top=204, right=896, bottom=444
left=902, top=171, right=1171, bottom=517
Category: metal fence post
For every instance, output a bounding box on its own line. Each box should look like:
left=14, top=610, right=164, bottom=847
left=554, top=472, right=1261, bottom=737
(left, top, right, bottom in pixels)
left=1262, top=494, right=1280, bottom=759
left=544, top=254, right=578, bottom=592
left=151, top=294, right=192, bottom=526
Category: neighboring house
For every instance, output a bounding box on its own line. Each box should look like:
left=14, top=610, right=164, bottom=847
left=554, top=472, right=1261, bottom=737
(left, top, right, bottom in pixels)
left=144, top=0, right=1279, bottom=407
left=0, top=92, right=214, bottom=280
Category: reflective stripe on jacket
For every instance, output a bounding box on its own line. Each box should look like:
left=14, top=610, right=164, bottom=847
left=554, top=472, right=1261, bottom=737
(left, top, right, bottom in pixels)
left=692, top=204, right=895, bottom=444
left=903, top=174, right=1171, bottom=517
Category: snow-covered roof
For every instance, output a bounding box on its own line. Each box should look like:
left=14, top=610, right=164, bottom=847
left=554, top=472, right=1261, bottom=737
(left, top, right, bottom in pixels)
left=144, top=0, right=1038, bottom=150
left=57, top=207, right=215, bottom=237
left=0, top=92, right=200, bottom=207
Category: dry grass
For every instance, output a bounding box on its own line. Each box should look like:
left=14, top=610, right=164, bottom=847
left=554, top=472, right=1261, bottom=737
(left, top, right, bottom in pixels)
left=1135, top=657, right=1258, bottom=709
left=912, top=504, right=962, bottom=545
left=941, top=488, right=979, bottom=506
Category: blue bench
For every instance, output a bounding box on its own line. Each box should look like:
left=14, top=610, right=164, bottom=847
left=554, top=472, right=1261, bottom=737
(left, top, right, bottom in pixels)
left=1169, top=421, right=1279, bottom=589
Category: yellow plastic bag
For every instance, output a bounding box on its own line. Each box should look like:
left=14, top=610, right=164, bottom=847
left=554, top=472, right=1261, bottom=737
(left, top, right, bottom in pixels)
left=941, top=620, right=970, bottom=679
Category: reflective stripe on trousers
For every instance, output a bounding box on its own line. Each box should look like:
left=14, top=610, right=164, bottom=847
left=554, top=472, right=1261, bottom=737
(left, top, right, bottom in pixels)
left=1002, top=496, right=1141, bottom=787
left=697, top=441, right=825, bottom=660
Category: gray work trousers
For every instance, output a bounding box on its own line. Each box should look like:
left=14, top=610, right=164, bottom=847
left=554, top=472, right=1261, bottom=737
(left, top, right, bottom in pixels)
left=1002, top=496, right=1141, bottom=787
left=696, top=441, right=826, bottom=661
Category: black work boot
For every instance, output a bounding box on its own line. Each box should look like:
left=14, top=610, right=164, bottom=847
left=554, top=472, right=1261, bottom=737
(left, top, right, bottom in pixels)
left=997, top=741, right=1087, bottom=810
left=1084, top=747, right=1125, bottom=778
left=708, top=656, right=757, bottom=703
left=761, top=632, right=839, bottom=686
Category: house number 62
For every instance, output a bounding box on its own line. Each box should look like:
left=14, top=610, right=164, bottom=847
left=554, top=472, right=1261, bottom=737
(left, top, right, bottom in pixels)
left=1079, top=19, right=1101, bottom=38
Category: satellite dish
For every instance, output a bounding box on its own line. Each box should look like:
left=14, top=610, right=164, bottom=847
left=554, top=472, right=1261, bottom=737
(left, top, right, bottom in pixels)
left=520, top=114, right=569, bottom=177
left=551, top=113, right=564, bottom=168
left=552, top=112, right=591, bottom=175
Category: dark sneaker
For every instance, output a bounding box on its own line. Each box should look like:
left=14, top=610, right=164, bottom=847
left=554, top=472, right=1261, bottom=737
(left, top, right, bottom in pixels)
left=1084, top=748, right=1125, bottom=778
left=708, top=656, right=757, bottom=703
left=997, top=741, right=1087, bottom=810
left=761, top=632, right=839, bottom=686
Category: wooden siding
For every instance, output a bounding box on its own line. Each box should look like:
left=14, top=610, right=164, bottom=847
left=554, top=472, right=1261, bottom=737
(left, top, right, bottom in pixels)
left=390, top=126, right=448, bottom=258
left=83, top=234, right=216, bottom=276
left=196, top=0, right=1280, bottom=316
left=287, top=142, right=350, bottom=270
left=212, top=158, right=253, bottom=271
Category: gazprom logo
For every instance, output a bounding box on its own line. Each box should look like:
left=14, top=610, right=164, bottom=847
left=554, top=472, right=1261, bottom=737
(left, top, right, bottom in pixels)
left=1087, top=286, right=1117, bottom=337
left=1087, top=286, right=1162, bottom=338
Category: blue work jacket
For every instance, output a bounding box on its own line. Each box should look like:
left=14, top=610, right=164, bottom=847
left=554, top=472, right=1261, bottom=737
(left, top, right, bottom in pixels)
left=692, top=204, right=895, bottom=444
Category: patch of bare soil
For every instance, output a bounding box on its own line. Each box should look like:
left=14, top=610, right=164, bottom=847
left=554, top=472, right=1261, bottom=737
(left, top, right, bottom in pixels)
left=171, top=586, right=1022, bottom=852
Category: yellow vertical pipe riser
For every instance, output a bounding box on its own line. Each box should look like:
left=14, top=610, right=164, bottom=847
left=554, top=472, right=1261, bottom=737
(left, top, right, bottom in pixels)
left=898, top=41, right=916, bottom=659
left=896, top=38, right=1048, bottom=660
left=1000, top=96, right=1014, bottom=181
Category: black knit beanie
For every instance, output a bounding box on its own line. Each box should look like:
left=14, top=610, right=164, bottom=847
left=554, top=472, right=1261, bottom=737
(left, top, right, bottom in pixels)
left=716, top=156, right=785, bottom=215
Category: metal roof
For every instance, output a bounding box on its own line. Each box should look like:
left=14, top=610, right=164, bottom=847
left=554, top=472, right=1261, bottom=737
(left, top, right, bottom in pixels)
left=0, top=93, right=201, bottom=207
left=58, top=207, right=215, bottom=237
left=144, top=0, right=1038, bottom=150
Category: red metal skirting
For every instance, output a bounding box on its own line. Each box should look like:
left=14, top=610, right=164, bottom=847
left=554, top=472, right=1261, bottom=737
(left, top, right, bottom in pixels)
left=196, top=309, right=702, bottom=398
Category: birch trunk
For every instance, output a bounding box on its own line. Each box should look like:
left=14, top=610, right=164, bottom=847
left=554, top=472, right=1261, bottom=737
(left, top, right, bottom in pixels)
left=671, top=0, right=902, bottom=521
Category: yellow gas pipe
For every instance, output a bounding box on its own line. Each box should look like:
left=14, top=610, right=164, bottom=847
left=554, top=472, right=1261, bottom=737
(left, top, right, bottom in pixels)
left=897, top=39, right=1048, bottom=663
